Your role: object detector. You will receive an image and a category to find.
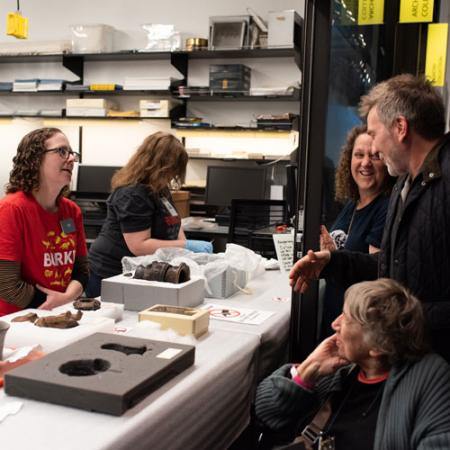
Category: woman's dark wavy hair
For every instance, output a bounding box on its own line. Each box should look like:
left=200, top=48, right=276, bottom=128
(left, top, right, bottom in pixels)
left=6, top=127, right=63, bottom=194
left=111, top=131, right=188, bottom=193
left=334, top=125, right=396, bottom=203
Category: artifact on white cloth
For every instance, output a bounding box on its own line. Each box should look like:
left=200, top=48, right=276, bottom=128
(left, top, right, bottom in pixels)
left=73, top=298, right=101, bottom=311
left=11, top=312, right=38, bottom=323
left=12, top=310, right=83, bottom=329
left=134, top=261, right=190, bottom=284
left=34, top=311, right=83, bottom=329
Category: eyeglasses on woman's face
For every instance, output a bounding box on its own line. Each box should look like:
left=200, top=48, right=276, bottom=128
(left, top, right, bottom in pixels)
left=43, top=146, right=80, bottom=162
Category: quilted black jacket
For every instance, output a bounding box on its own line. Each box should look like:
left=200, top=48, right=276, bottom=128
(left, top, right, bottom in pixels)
left=323, top=133, right=450, bottom=360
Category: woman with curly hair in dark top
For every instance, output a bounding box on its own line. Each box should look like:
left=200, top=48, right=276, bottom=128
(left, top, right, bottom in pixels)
left=319, top=125, right=396, bottom=338
left=0, top=127, right=88, bottom=316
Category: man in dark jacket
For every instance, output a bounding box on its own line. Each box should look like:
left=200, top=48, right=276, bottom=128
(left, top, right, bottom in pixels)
left=290, top=74, right=450, bottom=361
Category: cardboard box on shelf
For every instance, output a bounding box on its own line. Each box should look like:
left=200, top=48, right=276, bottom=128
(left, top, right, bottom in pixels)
left=171, top=190, right=190, bottom=218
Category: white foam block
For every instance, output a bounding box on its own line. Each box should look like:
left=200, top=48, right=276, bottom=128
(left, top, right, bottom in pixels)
left=101, top=275, right=205, bottom=311
left=52, top=301, right=124, bottom=322
left=2, top=309, right=115, bottom=353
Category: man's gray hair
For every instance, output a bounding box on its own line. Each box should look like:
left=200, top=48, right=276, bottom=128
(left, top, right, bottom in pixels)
left=359, top=73, right=445, bottom=140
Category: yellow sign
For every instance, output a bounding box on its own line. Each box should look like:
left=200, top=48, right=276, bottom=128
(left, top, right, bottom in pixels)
left=425, top=23, right=448, bottom=87
left=6, top=12, right=28, bottom=39
left=399, top=0, right=434, bottom=23
left=358, top=0, right=384, bottom=25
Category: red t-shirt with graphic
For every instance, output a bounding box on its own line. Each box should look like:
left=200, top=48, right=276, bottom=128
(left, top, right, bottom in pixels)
left=0, top=191, right=87, bottom=315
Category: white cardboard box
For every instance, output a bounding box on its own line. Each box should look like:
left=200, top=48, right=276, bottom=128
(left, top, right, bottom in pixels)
left=268, top=10, right=301, bottom=48
left=101, top=274, right=205, bottom=311
left=206, top=266, right=247, bottom=299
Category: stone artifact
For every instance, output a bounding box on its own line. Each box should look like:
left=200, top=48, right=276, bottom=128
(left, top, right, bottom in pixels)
left=73, top=297, right=101, bottom=311
left=5, top=333, right=195, bottom=415
left=134, top=261, right=190, bottom=284
left=12, top=312, right=39, bottom=323
left=34, top=311, right=83, bottom=329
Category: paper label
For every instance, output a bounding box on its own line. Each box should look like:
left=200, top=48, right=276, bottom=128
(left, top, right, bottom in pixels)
left=399, top=0, right=434, bottom=23
left=273, top=232, right=295, bottom=272
left=358, top=0, right=385, bottom=25
left=161, top=197, right=178, bottom=216
left=157, top=348, right=182, bottom=359
left=425, top=23, right=448, bottom=87
left=202, top=303, right=274, bottom=325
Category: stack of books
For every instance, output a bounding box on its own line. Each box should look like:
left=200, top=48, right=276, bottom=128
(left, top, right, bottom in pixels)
left=0, top=82, right=13, bottom=92
left=65, top=83, right=90, bottom=92
left=256, top=113, right=299, bottom=130
left=89, top=83, right=122, bottom=91
left=124, top=77, right=176, bottom=91
left=139, top=99, right=173, bottom=118
left=37, top=79, right=65, bottom=91
left=66, top=98, right=117, bottom=117
left=13, top=79, right=39, bottom=92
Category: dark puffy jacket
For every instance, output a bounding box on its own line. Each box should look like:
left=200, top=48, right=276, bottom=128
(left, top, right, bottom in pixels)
left=323, top=133, right=450, bottom=360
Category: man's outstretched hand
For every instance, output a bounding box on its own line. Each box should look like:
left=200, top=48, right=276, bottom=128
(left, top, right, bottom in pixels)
left=289, top=249, right=331, bottom=293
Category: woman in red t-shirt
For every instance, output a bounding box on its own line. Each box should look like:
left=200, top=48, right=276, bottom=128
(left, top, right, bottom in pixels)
left=0, top=127, right=88, bottom=316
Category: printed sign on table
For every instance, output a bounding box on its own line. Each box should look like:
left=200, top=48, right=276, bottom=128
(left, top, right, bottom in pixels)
left=202, top=303, right=274, bottom=325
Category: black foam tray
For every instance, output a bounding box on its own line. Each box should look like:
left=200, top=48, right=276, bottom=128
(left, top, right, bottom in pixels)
left=5, top=332, right=195, bottom=415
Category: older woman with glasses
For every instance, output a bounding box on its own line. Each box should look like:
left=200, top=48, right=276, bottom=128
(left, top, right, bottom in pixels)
left=255, top=278, right=450, bottom=450
left=0, top=127, right=88, bottom=316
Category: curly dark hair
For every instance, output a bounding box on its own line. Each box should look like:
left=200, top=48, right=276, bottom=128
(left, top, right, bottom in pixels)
left=6, top=127, right=63, bottom=194
left=345, top=278, right=430, bottom=366
left=111, top=131, right=188, bottom=193
left=334, top=124, right=395, bottom=203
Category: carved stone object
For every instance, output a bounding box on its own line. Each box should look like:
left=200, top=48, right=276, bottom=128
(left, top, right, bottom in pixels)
left=12, top=312, right=39, bottom=323
left=34, top=311, right=83, bottom=329
left=134, top=261, right=190, bottom=284
left=73, top=298, right=101, bottom=311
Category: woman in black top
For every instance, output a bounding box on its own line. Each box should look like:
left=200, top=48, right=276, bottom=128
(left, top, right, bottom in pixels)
left=86, top=131, right=212, bottom=297
left=320, top=125, right=396, bottom=338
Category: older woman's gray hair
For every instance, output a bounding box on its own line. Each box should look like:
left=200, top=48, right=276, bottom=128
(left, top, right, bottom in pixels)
left=344, top=278, right=429, bottom=365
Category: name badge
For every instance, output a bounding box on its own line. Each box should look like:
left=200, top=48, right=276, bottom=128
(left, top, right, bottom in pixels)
left=161, top=197, right=178, bottom=217
left=60, top=218, right=76, bottom=234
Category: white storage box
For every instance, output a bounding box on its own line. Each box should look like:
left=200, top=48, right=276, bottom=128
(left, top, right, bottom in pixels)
left=70, top=24, right=114, bottom=53
left=101, top=274, right=204, bottom=311
left=206, top=266, right=247, bottom=299
left=139, top=99, right=173, bottom=118
left=268, top=10, right=301, bottom=48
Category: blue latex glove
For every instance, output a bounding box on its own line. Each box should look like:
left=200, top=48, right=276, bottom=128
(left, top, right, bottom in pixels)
left=185, top=239, right=213, bottom=253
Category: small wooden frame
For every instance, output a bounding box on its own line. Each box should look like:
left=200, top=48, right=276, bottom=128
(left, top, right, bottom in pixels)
left=139, top=305, right=209, bottom=338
